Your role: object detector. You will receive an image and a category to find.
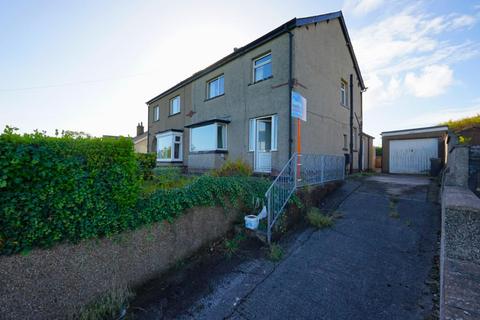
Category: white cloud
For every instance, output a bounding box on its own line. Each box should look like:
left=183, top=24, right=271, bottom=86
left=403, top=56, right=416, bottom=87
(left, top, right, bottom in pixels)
left=404, top=64, right=453, bottom=97
left=343, top=0, right=384, bottom=16
left=363, top=73, right=402, bottom=110
left=351, top=6, right=479, bottom=108
left=449, top=14, right=476, bottom=29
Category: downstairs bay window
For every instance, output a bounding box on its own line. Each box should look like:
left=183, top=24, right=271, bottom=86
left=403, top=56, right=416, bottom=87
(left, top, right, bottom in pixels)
left=156, top=130, right=183, bottom=162
left=189, top=121, right=228, bottom=152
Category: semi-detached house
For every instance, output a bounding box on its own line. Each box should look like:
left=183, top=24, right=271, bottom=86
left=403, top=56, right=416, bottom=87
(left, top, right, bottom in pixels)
left=146, top=11, right=370, bottom=174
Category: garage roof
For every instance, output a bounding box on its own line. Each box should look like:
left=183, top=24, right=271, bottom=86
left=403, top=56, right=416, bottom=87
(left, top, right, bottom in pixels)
left=381, top=125, right=448, bottom=137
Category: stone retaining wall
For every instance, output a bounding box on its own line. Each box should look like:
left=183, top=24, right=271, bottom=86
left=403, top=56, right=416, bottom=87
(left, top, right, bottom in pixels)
left=0, top=207, right=241, bottom=319
left=440, top=145, right=480, bottom=320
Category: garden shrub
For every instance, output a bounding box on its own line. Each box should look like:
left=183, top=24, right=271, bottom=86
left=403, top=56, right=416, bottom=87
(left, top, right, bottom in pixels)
left=0, top=128, right=141, bottom=254
left=137, top=175, right=269, bottom=225
left=0, top=127, right=270, bottom=254
left=136, top=153, right=157, bottom=180
left=212, top=159, right=253, bottom=177
left=142, top=167, right=194, bottom=194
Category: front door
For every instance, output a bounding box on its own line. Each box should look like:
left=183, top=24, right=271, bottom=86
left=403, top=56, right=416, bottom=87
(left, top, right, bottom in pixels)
left=255, top=118, right=272, bottom=173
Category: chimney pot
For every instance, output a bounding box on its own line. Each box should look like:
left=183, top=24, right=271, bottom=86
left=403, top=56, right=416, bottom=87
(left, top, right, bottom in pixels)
left=136, top=122, right=144, bottom=136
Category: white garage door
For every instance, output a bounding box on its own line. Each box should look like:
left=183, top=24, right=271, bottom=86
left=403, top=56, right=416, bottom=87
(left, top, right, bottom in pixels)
left=389, top=138, right=438, bottom=174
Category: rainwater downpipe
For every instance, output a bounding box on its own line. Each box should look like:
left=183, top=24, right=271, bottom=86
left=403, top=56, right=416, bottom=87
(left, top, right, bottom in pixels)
left=288, top=29, right=293, bottom=159
left=349, top=74, right=354, bottom=174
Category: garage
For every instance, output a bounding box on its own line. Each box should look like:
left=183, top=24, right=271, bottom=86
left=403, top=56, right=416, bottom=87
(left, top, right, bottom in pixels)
left=381, top=126, right=448, bottom=174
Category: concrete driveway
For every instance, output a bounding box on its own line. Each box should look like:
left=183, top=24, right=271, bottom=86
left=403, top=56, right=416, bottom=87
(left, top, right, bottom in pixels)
left=131, top=174, right=441, bottom=320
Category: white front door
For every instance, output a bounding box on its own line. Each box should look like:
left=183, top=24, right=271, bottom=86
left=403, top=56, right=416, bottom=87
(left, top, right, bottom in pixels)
left=389, top=138, right=438, bottom=174
left=255, top=118, right=272, bottom=173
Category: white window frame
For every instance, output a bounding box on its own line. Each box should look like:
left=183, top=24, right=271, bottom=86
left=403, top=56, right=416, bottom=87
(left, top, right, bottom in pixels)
left=169, top=96, right=181, bottom=115
left=153, top=106, right=160, bottom=121
left=340, top=80, right=348, bottom=107
left=249, top=114, right=278, bottom=152
left=207, top=74, right=224, bottom=99
left=253, top=53, right=272, bottom=83
left=189, top=122, right=228, bottom=152
left=156, top=131, right=183, bottom=162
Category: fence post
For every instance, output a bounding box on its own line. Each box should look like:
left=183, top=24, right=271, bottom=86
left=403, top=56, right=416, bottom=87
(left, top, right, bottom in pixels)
left=294, top=153, right=298, bottom=188
left=266, top=193, right=271, bottom=244
left=320, top=156, right=325, bottom=183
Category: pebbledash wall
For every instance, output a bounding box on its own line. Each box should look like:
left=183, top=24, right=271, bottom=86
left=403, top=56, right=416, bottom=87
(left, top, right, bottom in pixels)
left=440, top=145, right=480, bottom=320
left=0, top=207, right=242, bottom=319
left=146, top=14, right=364, bottom=174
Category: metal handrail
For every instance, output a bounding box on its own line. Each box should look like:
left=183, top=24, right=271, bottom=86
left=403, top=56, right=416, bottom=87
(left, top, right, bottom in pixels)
left=265, top=153, right=297, bottom=243
left=264, top=153, right=344, bottom=243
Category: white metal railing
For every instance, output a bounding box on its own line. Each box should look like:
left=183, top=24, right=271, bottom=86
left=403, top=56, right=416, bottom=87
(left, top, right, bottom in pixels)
left=264, top=153, right=345, bottom=243
left=297, top=154, right=345, bottom=187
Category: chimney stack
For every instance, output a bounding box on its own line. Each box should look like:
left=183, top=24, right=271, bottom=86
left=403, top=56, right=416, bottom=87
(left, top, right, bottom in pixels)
left=136, top=122, right=144, bottom=136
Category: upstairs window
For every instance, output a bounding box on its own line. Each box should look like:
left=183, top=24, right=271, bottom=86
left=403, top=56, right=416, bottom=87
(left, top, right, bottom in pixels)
left=207, top=75, right=224, bottom=99
left=340, top=80, right=348, bottom=107
left=153, top=106, right=160, bottom=121
left=170, top=96, right=181, bottom=115
left=253, top=53, right=272, bottom=83
left=343, top=134, right=348, bottom=149
left=156, top=131, right=182, bottom=162
left=190, top=123, right=227, bottom=152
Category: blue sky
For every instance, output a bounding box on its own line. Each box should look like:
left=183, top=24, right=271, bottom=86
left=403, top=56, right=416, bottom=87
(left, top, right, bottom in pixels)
left=0, top=0, right=479, bottom=145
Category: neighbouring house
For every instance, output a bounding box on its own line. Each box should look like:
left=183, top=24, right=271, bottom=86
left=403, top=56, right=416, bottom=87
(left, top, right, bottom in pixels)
left=381, top=125, right=449, bottom=174
left=145, top=11, right=369, bottom=174
left=133, top=122, right=148, bottom=153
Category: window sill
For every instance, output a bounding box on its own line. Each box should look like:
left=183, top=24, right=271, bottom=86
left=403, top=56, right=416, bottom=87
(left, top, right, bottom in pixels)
left=340, top=103, right=349, bottom=109
left=190, top=150, right=228, bottom=154
left=248, top=76, right=273, bottom=86
left=157, top=159, right=183, bottom=163
left=204, top=94, right=225, bottom=102
left=168, top=112, right=181, bottom=118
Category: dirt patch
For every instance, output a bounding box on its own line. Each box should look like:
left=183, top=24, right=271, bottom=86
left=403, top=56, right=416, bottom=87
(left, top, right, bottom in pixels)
left=128, top=232, right=265, bottom=319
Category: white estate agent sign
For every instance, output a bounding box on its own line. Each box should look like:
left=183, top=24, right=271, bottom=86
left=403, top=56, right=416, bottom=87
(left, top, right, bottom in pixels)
left=291, top=91, right=307, bottom=122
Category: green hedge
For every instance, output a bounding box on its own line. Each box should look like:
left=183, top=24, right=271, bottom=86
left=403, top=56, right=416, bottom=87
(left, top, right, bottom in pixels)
left=0, top=128, right=270, bottom=254
left=0, top=129, right=141, bottom=254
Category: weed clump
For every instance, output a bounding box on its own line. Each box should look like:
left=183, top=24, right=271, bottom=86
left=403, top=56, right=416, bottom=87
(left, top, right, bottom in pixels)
left=224, top=233, right=246, bottom=258
left=268, top=244, right=283, bottom=262
left=307, top=208, right=334, bottom=229
left=77, top=286, right=134, bottom=320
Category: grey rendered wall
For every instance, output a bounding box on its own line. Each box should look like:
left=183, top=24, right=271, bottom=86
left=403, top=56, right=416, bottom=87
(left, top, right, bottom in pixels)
left=147, top=83, right=191, bottom=166
left=186, top=34, right=291, bottom=172
left=292, top=19, right=363, bottom=169
left=148, top=34, right=291, bottom=172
